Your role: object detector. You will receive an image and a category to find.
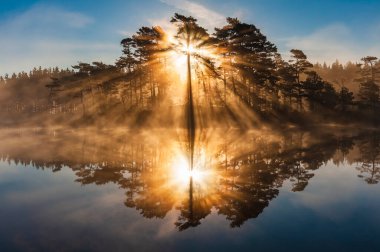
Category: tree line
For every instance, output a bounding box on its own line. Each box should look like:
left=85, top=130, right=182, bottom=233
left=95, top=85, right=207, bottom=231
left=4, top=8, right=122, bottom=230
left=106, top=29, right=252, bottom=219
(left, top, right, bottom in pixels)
left=0, top=13, right=379, bottom=127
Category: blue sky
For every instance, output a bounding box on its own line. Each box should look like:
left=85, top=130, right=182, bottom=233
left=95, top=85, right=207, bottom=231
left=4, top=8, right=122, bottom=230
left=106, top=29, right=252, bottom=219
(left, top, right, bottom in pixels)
left=1, top=0, right=379, bottom=75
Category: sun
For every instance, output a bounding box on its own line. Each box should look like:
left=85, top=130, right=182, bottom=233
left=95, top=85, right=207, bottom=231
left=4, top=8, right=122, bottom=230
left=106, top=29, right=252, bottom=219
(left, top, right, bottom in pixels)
left=183, top=44, right=196, bottom=54
left=167, top=43, right=197, bottom=82
left=168, top=51, right=187, bottom=81
left=162, top=29, right=220, bottom=78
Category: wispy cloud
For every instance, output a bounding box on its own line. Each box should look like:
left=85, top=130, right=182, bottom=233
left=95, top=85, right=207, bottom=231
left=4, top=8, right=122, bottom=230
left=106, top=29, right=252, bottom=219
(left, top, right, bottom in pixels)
left=160, top=0, right=226, bottom=30
left=0, top=5, right=118, bottom=75
left=1, top=4, right=94, bottom=34
left=282, top=23, right=380, bottom=64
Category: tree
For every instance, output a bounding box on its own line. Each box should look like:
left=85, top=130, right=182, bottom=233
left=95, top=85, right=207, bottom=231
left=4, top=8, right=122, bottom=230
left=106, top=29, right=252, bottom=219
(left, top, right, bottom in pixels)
left=361, top=56, right=379, bottom=81
left=277, top=59, right=297, bottom=108
left=338, top=86, right=354, bottom=112
left=302, top=71, right=324, bottom=111
left=171, top=13, right=212, bottom=170
left=214, top=17, right=278, bottom=111
left=289, top=49, right=313, bottom=110
left=358, top=80, right=379, bottom=110
left=116, top=38, right=138, bottom=73
left=302, top=71, right=339, bottom=111
left=357, top=56, right=380, bottom=111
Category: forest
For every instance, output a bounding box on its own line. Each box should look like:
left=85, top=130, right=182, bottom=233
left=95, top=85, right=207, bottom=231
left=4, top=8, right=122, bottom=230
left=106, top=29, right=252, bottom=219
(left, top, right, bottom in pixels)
left=0, top=13, right=379, bottom=128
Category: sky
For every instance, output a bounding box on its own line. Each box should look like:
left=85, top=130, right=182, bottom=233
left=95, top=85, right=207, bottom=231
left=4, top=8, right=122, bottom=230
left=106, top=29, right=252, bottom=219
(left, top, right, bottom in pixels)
left=0, top=0, right=379, bottom=75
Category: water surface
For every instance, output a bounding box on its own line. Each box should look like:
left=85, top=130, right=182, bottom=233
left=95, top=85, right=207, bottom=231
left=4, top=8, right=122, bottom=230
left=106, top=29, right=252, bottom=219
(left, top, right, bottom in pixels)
left=0, top=128, right=379, bottom=251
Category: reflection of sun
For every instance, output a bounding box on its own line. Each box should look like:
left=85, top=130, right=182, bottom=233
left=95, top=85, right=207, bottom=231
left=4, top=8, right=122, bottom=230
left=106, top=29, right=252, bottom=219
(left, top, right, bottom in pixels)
left=159, top=143, right=219, bottom=203
left=170, top=148, right=214, bottom=191
left=171, top=153, right=205, bottom=185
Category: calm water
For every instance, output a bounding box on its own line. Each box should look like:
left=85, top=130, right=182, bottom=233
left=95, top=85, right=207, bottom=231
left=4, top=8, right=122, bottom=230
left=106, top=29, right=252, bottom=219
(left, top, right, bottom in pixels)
left=0, top=128, right=379, bottom=251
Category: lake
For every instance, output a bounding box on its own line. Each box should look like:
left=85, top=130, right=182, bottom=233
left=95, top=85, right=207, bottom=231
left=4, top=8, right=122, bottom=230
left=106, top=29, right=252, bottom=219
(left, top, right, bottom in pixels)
left=0, top=128, right=379, bottom=251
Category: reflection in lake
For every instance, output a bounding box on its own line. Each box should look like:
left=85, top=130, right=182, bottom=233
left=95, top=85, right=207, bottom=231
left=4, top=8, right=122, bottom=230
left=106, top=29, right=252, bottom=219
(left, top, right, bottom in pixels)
left=0, top=128, right=379, bottom=251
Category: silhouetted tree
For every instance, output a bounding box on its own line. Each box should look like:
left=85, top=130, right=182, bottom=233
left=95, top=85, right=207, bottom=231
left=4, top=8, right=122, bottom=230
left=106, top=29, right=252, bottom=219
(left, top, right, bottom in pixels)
left=215, top=17, right=278, bottom=111
left=289, top=49, right=313, bottom=110
left=357, top=56, right=380, bottom=111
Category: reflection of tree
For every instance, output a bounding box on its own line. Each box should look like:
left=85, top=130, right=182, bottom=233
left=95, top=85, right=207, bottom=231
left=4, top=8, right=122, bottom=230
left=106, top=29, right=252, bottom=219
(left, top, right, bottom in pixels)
left=356, top=132, right=380, bottom=184
left=0, top=129, right=375, bottom=229
left=337, top=137, right=355, bottom=158
left=211, top=132, right=348, bottom=226
left=175, top=178, right=215, bottom=231
left=121, top=150, right=177, bottom=219
left=214, top=136, right=281, bottom=227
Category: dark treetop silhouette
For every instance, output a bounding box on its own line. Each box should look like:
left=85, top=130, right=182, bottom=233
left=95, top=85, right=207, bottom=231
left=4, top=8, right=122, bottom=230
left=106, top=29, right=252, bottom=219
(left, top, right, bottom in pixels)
left=0, top=13, right=379, bottom=128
